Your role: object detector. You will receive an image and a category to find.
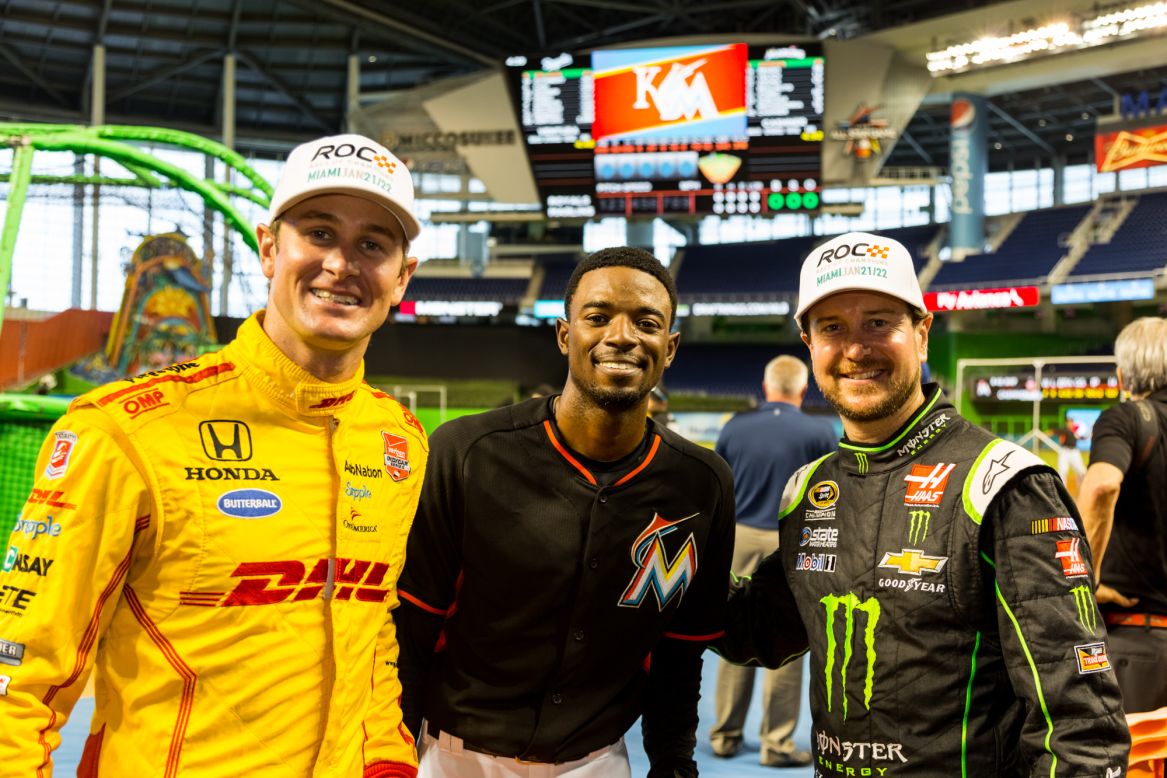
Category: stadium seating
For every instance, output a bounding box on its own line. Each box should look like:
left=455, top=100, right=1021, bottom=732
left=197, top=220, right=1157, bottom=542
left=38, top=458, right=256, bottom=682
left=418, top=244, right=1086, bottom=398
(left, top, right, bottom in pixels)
left=1069, top=191, right=1167, bottom=279
left=929, top=204, right=1091, bottom=288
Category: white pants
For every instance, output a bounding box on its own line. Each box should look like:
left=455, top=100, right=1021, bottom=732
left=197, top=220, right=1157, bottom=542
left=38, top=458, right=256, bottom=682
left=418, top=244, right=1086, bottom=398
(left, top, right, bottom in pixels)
left=1057, top=446, right=1087, bottom=482
left=418, top=726, right=631, bottom=778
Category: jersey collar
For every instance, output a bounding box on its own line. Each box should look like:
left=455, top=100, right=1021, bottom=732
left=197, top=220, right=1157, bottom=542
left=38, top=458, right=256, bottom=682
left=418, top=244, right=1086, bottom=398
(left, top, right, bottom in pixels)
left=835, top=384, right=957, bottom=474
left=228, top=311, right=365, bottom=418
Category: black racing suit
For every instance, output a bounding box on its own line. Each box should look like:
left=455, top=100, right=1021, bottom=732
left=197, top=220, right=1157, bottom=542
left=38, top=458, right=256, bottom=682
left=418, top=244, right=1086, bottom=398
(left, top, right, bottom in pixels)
left=719, top=386, right=1130, bottom=776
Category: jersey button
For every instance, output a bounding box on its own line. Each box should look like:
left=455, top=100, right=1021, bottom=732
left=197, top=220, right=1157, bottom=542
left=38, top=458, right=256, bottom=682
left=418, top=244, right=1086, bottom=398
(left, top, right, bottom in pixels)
left=551, top=693, right=563, bottom=704
left=573, top=630, right=585, bottom=642
left=589, top=557, right=598, bottom=569
left=599, top=494, right=608, bottom=504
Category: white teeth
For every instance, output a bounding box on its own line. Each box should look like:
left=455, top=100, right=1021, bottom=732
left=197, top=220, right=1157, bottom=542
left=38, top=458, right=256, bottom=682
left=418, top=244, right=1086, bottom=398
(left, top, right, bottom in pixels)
left=312, top=289, right=359, bottom=305
left=849, top=370, right=880, bottom=380
left=598, top=361, right=638, bottom=371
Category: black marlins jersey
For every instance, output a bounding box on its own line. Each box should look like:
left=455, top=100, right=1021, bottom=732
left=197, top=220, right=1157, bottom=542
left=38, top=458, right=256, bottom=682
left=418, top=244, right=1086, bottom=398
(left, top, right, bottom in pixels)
left=397, top=396, right=735, bottom=763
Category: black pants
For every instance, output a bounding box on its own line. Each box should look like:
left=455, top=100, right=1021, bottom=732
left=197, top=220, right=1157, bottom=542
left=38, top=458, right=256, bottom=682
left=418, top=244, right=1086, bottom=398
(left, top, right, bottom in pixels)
left=1108, top=624, right=1167, bottom=713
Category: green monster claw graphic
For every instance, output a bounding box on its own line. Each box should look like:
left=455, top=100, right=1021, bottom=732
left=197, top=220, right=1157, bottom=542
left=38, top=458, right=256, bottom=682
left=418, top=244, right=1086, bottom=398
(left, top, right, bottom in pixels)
left=1071, top=585, right=1097, bottom=632
left=909, top=510, right=931, bottom=544
left=855, top=452, right=869, bottom=474
left=821, top=592, right=881, bottom=721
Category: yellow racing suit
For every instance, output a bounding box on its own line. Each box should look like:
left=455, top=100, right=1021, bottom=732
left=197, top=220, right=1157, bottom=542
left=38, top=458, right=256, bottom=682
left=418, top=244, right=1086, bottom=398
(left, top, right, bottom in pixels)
left=0, top=312, right=428, bottom=777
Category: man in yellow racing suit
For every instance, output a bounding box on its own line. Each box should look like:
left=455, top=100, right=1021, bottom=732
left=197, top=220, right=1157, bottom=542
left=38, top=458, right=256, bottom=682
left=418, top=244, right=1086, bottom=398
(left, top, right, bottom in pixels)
left=0, top=133, right=427, bottom=776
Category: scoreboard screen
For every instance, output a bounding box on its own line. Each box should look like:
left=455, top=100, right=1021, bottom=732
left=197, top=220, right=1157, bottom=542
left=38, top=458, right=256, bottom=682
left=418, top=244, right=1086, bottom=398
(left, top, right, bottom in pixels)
left=505, top=42, right=824, bottom=218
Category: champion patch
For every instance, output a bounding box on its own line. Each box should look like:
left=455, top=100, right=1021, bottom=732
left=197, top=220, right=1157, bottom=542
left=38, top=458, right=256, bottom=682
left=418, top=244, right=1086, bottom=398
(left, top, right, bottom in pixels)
left=809, top=481, right=839, bottom=510
left=382, top=432, right=411, bottom=482
left=1055, top=537, right=1088, bottom=578
left=1075, top=642, right=1112, bottom=674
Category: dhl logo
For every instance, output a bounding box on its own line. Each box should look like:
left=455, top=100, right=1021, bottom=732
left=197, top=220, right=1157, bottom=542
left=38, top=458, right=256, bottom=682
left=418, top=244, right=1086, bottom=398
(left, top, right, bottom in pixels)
left=179, top=558, right=391, bottom=607
left=309, top=391, right=355, bottom=410
left=26, top=489, right=76, bottom=510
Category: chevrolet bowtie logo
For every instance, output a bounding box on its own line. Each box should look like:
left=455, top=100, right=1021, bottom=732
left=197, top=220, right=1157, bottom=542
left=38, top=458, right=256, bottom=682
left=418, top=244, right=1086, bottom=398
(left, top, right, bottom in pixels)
left=878, top=548, right=948, bottom=576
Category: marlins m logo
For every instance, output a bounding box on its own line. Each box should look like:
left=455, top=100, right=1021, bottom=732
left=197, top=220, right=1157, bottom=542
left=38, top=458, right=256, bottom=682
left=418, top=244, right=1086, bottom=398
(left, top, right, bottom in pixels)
left=618, top=513, right=699, bottom=610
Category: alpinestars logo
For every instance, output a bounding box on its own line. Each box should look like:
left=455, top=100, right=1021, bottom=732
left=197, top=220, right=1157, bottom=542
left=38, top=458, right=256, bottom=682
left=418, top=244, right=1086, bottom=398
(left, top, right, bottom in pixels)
left=634, top=60, right=718, bottom=122
left=618, top=513, right=698, bottom=610
left=821, top=592, right=880, bottom=721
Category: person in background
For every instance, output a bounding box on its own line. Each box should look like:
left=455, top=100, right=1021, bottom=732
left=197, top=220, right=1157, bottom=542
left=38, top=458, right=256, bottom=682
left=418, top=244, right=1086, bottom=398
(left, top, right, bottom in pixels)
left=648, top=383, right=673, bottom=428
left=1051, top=420, right=1087, bottom=489
left=1079, top=316, right=1167, bottom=713
left=396, top=246, right=735, bottom=778
left=0, top=134, right=426, bottom=776
left=718, top=230, right=1129, bottom=775
left=709, top=355, right=834, bottom=768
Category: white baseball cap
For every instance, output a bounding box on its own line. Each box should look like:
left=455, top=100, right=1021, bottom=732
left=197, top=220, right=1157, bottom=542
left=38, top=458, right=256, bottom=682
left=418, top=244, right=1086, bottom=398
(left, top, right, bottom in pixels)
left=267, top=133, right=421, bottom=241
left=794, top=231, right=926, bottom=327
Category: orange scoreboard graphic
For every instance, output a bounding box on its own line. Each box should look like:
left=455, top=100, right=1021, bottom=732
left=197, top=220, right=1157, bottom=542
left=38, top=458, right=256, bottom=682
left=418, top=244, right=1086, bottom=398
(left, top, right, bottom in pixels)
left=591, top=44, right=748, bottom=143
left=1095, top=124, right=1167, bottom=172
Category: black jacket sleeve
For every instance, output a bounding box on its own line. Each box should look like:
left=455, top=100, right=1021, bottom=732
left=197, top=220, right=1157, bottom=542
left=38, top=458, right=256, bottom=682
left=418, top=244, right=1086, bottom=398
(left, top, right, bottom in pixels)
left=714, top=547, right=809, bottom=668
left=641, top=639, right=704, bottom=778
left=396, top=422, right=467, bottom=739
left=983, top=470, right=1130, bottom=776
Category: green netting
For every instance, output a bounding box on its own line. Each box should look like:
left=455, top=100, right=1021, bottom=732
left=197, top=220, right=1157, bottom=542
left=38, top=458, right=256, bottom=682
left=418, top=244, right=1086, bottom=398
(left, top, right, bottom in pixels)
left=0, top=394, right=68, bottom=536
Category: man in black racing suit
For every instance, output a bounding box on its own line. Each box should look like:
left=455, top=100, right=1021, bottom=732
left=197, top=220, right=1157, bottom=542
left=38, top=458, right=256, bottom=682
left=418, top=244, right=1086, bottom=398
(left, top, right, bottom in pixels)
left=718, top=231, right=1130, bottom=776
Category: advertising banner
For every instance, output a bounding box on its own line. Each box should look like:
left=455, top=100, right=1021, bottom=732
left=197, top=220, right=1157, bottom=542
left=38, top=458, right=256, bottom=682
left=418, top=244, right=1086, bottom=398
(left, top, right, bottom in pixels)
left=949, top=93, right=987, bottom=261
left=923, top=286, right=1039, bottom=312
left=1095, top=124, right=1167, bottom=173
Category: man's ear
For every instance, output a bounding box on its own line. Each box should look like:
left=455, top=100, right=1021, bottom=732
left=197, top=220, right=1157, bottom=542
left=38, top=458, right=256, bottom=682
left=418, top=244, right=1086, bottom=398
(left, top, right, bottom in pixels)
left=257, top=223, right=277, bottom=280
left=555, top=317, right=570, bottom=356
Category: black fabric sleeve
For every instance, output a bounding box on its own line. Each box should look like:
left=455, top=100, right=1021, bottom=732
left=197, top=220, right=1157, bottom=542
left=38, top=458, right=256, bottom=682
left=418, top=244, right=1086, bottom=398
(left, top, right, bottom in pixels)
left=395, top=422, right=468, bottom=738
left=1088, top=404, right=1136, bottom=473
left=641, top=638, right=704, bottom=778
left=983, top=471, right=1130, bottom=776
left=713, top=548, right=809, bottom=668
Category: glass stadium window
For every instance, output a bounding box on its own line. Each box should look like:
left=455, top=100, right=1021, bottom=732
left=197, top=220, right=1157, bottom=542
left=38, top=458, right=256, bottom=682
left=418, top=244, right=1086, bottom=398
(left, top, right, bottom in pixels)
left=1149, top=165, right=1167, bottom=188
left=468, top=178, right=487, bottom=193
left=1011, top=169, right=1039, bottom=213
left=984, top=171, right=1011, bottom=216
left=1063, top=165, right=1093, bottom=204
left=902, top=186, right=931, bottom=226
left=584, top=217, right=628, bottom=253
left=1118, top=168, right=1149, bottom=191
left=1093, top=170, right=1117, bottom=197
left=653, top=218, right=685, bottom=266
left=934, top=183, right=951, bottom=224
left=1038, top=168, right=1055, bottom=209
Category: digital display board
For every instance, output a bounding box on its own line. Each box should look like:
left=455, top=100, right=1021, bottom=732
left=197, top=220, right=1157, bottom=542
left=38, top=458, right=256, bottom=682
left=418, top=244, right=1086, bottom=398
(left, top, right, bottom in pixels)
left=505, top=43, right=824, bottom=218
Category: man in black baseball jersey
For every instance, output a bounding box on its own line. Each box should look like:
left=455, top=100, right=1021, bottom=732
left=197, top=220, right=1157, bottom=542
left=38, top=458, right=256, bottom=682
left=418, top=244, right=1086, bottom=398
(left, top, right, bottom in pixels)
left=396, top=246, right=735, bottom=777
left=1079, top=316, right=1167, bottom=713
left=718, top=231, right=1129, bottom=775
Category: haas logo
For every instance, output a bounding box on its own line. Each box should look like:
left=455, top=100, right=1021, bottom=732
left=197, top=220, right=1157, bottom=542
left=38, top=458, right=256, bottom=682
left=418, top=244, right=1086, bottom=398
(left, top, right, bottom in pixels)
left=633, top=60, right=718, bottom=122
left=903, top=463, right=955, bottom=507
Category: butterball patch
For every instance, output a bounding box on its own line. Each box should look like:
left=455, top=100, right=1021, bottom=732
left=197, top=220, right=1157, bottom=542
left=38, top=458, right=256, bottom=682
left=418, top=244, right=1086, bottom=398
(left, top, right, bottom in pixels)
left=217, top=489, right=282, bottom=519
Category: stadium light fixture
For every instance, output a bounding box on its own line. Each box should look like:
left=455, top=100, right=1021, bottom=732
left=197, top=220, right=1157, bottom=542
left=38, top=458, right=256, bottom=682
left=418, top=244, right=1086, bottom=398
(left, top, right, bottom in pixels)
left=926, top=3, right=1167, bottom=75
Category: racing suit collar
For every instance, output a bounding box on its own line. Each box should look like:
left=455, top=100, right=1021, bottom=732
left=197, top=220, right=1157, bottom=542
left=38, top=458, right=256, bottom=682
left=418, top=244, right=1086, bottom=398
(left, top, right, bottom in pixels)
left=836, top=383, right=956, bottom=474
left=231, top=312, right=366, bottom=418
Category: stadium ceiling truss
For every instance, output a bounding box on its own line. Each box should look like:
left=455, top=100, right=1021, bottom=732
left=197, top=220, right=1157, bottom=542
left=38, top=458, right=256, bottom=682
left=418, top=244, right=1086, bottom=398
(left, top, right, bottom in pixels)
left=3, top=0, right=1166, bottom=171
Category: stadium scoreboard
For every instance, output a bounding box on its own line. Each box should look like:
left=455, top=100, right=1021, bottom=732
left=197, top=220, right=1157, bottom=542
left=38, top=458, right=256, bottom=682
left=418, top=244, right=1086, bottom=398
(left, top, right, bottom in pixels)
left=506, top=43, right=824, bottom=218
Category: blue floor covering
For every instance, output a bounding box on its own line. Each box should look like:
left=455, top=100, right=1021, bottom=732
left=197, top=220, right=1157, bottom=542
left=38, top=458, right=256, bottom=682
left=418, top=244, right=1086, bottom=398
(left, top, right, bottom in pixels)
left=55, top=653, right=814, bottom=777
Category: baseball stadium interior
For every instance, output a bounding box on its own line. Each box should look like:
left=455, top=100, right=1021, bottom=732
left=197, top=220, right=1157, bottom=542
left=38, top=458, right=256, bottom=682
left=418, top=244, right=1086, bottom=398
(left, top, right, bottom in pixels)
left=3, top=0, right=1167, bottom=774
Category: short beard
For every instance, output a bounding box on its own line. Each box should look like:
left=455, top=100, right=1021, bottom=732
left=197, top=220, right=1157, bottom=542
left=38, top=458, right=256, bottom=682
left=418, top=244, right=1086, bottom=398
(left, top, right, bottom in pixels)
left=823, top=365, right=920, bottom=423
left=580, top=382, right=649, bottom=413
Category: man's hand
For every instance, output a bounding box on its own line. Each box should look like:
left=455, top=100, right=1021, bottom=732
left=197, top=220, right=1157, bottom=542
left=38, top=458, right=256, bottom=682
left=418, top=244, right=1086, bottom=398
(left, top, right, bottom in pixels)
left=1095, top=582, right=1139, bottom=608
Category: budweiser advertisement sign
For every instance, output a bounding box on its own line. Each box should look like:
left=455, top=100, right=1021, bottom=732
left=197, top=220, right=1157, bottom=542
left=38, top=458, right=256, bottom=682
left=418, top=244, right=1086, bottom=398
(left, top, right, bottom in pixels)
left=1095, top=125, right=1167, bottom=173
left=923, top=286, right=1040, bottom=312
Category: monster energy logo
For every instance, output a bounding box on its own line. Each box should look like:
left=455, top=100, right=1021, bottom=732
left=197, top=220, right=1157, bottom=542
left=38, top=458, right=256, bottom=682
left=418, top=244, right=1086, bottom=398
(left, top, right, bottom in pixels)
left=908, top=510, right=930, bottom=544
left=821, top=592, right=880, bottom=721
left=855, top=452, right=869, bottom=474
left=1071, top=585, right=1097, bottom=632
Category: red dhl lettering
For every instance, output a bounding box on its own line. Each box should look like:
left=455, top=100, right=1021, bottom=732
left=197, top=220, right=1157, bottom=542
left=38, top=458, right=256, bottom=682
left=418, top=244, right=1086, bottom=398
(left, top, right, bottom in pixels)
left=26, top=489, right=76, bottom=510
left=309, top=391, right=355, bottom=410
left=180, top=558, right=391, bottom=607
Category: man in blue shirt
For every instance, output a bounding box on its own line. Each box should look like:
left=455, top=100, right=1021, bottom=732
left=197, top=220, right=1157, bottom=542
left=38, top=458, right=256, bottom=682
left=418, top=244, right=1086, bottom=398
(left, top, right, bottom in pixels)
left=710, top=355, right=835, bottom=767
